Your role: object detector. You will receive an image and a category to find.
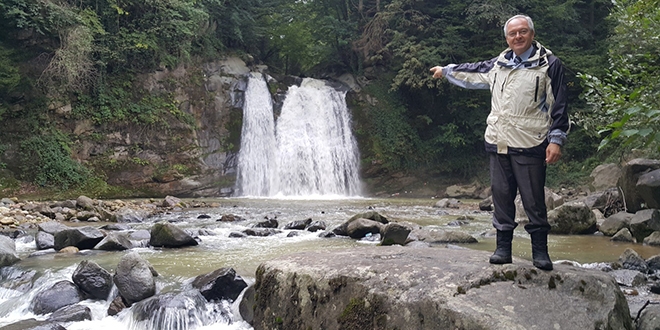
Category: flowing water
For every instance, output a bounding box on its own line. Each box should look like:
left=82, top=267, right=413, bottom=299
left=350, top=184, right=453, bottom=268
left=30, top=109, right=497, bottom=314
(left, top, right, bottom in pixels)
left=2, top=197, right=660, bottom=330
left=236, top=74, right=361, bottom=197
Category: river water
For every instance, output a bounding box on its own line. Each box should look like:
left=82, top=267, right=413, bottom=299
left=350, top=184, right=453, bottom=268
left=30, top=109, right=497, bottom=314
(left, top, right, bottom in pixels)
left=2, top=197, right=659, bottom=329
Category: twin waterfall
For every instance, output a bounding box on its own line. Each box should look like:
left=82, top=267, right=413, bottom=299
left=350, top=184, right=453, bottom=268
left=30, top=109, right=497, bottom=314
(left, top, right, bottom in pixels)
left=236, top=73, right=361, bottom=197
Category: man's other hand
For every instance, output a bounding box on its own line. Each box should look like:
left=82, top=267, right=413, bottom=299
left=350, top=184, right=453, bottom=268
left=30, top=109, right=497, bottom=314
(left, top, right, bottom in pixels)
left=545, top=143, right=561, bottom=164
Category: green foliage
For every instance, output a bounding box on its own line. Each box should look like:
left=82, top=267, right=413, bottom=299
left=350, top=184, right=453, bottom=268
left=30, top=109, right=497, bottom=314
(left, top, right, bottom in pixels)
left=0, top=42, right=21, bottom=119
left=359, top=80, right=425, bottom=171
left=578, top=0, right=660, bottom=152
left=73, top=76, right=193, bottom=126
left=19, top=130, right=92, bottom=189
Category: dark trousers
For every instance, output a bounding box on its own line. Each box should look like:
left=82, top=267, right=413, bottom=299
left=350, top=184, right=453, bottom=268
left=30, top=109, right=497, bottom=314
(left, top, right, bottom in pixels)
left=490, top=153, right=550, bottom=234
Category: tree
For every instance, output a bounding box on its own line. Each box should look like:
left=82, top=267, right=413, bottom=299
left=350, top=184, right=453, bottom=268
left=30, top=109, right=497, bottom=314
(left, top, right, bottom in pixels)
left=578, top=0, right=660, bottom=151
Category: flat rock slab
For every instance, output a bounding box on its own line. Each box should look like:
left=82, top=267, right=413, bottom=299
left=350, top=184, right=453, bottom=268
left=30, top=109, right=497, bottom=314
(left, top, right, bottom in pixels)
left=252, top=246, right=632, bottom=330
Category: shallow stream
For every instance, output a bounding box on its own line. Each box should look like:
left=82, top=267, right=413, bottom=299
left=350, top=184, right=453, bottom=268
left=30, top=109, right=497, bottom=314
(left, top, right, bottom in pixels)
left=1, top=197, right=658, bottom=329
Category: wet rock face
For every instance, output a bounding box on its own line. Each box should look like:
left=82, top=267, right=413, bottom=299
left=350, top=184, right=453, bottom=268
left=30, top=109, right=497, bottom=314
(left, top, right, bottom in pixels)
left=113, top=251, right=156, bottom=306
left=250, top=246, right=633, bottom=330
left=72, top=260, right=113, bottom=300
left=30, top=280, right=84, bottom=315
left=192, top=267, right=248, bottom=302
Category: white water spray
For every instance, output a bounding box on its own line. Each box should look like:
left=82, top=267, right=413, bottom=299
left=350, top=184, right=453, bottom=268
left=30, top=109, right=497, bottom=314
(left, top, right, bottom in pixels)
left=236, top=74, right=361, bottom=197
left=235, top=72, right=277, bottom=196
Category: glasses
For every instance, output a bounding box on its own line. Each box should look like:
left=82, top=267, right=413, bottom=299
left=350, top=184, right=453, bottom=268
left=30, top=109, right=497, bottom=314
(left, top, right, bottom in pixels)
left=506, top=29, right=530, bottom=38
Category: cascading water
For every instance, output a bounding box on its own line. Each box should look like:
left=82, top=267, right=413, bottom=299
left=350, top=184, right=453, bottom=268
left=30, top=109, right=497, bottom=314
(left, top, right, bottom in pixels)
left=235, top=72, right=277, bottom=196
left=236, top=74, right=361, bottom=197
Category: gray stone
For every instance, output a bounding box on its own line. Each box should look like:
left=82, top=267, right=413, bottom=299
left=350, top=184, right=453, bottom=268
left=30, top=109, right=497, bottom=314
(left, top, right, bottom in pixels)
left=149, top=222, right=198, bottom=248
left=94, top=232, right=133, bottom=251
left=590, top=163, right=621, bottom=191
left=380, top=223, right=411, bottom=246
left=192, top=267, right=247, bottom=302
left=648, top=255, right=660, bottom=272
left=37, top=221, right=68, bottom=234
left=305, top=220, right=326, bottom=232
left=114, top=207, right=150, bottom=223
left=114, top=251, right=156, bottom=306
left=600, top=211, right=633, bottom=236
left=414, top=229, right=478, bottom=244
left=30, top=280, right=83, bottom=315
left=619, top=248, right=649, bottom=273
left=618, top=158, right=660, bottom=213
left=644, top=231, right=660, bottom=246
left=346, top=218, right=384, bottom=239
left=0, top=235, right=20, bottom=267
left=638, top=169, right=660, bottom=209
left=547, top=201, right=598, bottom=234
left=630, top=209, right=660, bottom=243
left=72, top=260, right=113, bottom=300
left=47, top=304, right=92, bottom=322
left=284, top=218, right=312, bottom=230
left=333, top=211, right=388, bottom=236
left=239, top=285, right=256, bottom=324
left=610, top=269, right=647, bottom=287
left=611, top=228, right=635, bottom=243
left=53, top=226, right=104, bottom=250
left=243, top=228, right=281, bottom=237
left=0, top=319, right=66, bottom=330
left=637, top=303, right=660, bottom=330
left=76, top=195, right=95, bottom=211
left=252, top=246, right=632, bottom=330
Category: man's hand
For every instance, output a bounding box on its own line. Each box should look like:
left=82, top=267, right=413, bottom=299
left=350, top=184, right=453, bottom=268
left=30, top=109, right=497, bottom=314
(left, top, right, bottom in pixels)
left=430, top=66, right=444, bottom=79
left=545, top=143, right=561, bottom=165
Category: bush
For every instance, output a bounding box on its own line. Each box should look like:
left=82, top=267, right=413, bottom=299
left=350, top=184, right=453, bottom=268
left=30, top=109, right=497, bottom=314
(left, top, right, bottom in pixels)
left=19, top=131, right=92, bottom=189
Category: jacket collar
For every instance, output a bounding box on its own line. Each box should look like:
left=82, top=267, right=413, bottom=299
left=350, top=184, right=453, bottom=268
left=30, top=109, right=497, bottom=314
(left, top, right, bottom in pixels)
left=497, top=41, right=551, bottom=68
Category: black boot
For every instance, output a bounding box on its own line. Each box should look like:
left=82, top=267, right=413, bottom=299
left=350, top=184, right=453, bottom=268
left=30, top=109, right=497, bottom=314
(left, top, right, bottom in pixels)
left=489, top=230, right=513, bottom=264
left=530, top=231, right=553, bottom=271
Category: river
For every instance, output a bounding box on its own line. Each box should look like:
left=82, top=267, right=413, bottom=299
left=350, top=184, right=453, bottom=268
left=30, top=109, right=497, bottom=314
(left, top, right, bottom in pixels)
left=1, top=197, right=659, bottom=329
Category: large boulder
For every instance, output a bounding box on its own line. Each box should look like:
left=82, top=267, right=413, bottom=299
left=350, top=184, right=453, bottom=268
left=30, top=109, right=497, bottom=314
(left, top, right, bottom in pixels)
left=590, top=163, right=621, bottom=191
left=191, top=267, right=248, bottom=302
left=250, top=246, right=632, bottom=330
left=547, top=201, right=598, bottom=234
left=30, top=280, right=84, bottom=315
left=53, top=226, right=104, bottom=250
left=113, top=251, right=157, bottom=306
left=618, top=158, right=660, bottom=213
left=637, top=169, right=660, bottom=209
left=345, top=218, right=384, bottom=239
left=333, top=211, right=388, bottom=236
left=629, top=209, right=660, bottom=243
left=149, top=222, right=198, bottom=248
left=380, top=223, right=411, bottom=246
left=72, top=260, right=113, bottom=300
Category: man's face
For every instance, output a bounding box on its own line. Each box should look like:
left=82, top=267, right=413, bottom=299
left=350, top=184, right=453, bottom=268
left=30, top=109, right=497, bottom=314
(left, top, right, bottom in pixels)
left=505, top=18, right=534, bottom=55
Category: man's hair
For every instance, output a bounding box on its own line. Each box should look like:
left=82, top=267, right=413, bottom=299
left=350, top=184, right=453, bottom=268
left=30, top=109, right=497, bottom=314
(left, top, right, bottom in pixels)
left=503, top=15, right=535, bottom=36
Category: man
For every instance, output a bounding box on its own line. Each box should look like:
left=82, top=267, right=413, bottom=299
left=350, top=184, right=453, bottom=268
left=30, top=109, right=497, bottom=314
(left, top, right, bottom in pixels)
left=429, top=15, right=569, bottom=271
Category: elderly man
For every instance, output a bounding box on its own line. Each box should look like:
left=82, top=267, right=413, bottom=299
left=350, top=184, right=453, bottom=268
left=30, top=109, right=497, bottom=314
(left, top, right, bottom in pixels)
left=430, top=15, right=569, bottom=271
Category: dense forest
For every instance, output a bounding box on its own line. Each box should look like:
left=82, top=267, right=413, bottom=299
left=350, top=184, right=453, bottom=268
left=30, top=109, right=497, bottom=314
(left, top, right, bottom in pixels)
left=0, top=0, right=658, bottom=197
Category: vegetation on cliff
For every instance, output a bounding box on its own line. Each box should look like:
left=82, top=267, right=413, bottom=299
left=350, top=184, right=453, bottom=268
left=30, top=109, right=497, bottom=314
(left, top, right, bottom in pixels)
left=0, top=0, right=658, bottom=197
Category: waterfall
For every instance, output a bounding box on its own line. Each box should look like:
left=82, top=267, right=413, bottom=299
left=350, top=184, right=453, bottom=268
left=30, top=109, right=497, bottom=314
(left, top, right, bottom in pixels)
left=236, top=74, right=361, bottom=197
left=235, top=72, right=277, bottom=196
